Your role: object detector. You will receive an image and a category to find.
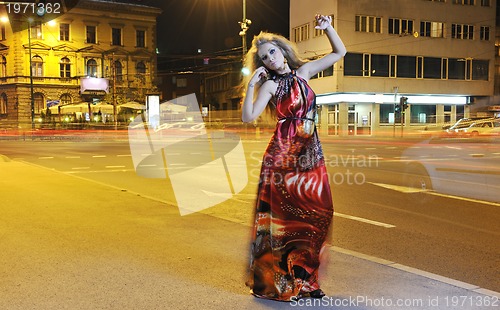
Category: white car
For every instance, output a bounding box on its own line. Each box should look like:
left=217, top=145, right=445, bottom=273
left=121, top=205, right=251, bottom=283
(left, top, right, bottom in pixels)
left=401, top=136, right=500, bottom=203
left=456, top=119, right=500, bottom=137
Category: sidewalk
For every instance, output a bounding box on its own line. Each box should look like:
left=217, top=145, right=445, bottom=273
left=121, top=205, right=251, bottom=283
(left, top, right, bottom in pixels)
left=0, top=159, right=498, bottom=310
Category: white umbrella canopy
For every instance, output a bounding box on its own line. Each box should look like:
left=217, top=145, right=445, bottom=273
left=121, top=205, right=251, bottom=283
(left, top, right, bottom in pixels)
left=91, top=103, right=114, bottom=114
left=119, top=101, right=146, bottom=111
left=59, top=102, right=90, bottom=114
left=48, top=105, right=60, bottom=115
left=160, top=101, right=187, bottom=113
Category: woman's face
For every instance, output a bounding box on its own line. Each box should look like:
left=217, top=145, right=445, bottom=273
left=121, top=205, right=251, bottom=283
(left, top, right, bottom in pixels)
left=257, top=42, right=285, bottom=72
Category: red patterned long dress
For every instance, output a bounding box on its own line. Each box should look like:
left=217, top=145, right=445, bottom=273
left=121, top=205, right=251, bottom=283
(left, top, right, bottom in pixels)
left=247, top=71, right=334, bottom=301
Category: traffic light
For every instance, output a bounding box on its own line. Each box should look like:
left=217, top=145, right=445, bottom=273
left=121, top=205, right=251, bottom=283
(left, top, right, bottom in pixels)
left=395, top=102, right=401, bottom=113
left=400, top=96, right=409, bottom=110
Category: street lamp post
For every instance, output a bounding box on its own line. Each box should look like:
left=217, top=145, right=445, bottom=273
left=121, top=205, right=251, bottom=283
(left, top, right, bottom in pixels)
left=238, top=0, right=251, bottom=60
left=28, top=18, right=35, bottom=130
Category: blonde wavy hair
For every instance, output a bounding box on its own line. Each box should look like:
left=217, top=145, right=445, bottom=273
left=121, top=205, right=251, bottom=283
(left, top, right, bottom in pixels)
left=244, top=31, right=306, bottom=79
left=242, top=32, right=307, bottom=126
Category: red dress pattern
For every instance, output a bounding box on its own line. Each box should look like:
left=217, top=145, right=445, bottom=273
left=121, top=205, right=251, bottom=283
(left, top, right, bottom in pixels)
left=247, top=72, right=334, bottom=301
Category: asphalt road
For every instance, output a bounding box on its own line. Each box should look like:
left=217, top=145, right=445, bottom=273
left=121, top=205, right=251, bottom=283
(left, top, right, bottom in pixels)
left=1, top=133, right=499, bottom=293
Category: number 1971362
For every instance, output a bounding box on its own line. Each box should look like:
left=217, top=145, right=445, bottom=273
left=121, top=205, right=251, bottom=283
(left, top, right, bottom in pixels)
left=4, top=2, right=62, bottom=15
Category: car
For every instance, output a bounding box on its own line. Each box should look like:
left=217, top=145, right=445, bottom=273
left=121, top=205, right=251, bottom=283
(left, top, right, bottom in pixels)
left=455, top=119, right=500, bottom=137
left=401, top=136, right=500, bottom=203
left=444, top=117, right=497, bottom=137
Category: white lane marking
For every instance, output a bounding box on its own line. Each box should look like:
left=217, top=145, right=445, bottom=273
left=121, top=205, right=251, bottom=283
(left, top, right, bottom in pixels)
left=105, top=165, right=126, bottom=169
left=65, top=156, right=81, bottom=159
left=369, top=182, right=429, bottom=193
left=117, top=154, right=131, bottom=157
left=72, top=167, right=90, bottom=170
left=334, top=212, right=396, bottom=228
left=38, top=156, right=54, bottom=159
left=369, top=182, right=500, bottom=207
left=426, top=191, right=500, bottom=207
left=138, top=164, right=157, bottom=167
left=92, top=155, right=106, bottom=158
left=65, top=169, right=136, bottom=174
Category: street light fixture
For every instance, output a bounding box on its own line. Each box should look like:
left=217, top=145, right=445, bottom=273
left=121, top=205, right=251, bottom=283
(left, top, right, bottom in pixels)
left=238, top=0, right=251, bottom=60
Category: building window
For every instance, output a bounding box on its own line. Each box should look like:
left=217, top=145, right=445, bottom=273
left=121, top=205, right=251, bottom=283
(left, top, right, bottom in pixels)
left=31, top=55, right=43, bottom=77
left=480, top=26, right=490, bottom=40
left=292, top=23, right=309, bottom=42
left=86, top=25, right=96, bottom=44
left=136, top=61, right=146, bottom=74
left=481, top=0, right=490, bottom=6
left=59, top=23, right=69, bottom=41
left=176, top=78, right=187, bottom=88
left=410, top=105, right=436, bottom=124
left=311, top=66, right=334, bottom=79
left=60, top=93, right=72, bottom=105
left=112, top=28, right=122, bottom=46
left=426, top=0, right=445, bottom=2
left=114, top=60, right=122, bottom=82
left=466, top=58, right=472, bottom=80
left=0, top=55, right=6, bottom=78
left=390, top=55, right=396, bottom=77
left=136, top=30, right=145, bottom=48
left=448, top=58, right=466, bottom=80
left=442, top=58, right=448, bottom=79
left=1, top=24, right=5, bottom=40
left=371, top=54, right=389, bottom=77
left=34, top=92, right=44, bottom=114
left=60, top=57, right=71, bottom=78
left=30, top=22, right=42, bottom=39
left=86, top=59, right=98, bottom=77
left=451, top=24, right=474, bottom=40
left=0, top=93, right=7, bottom=115
left=396, top=55, right=417, bottom=78
left=423, top=57, right=442, bottom=79
left=355, top=15, right=382, bottom=33
left=417, top=56, right=424, bottom=79
left=363, top=53, right=370, bottom=77
left=344, top=52, right=364, bottom=76
left=420, top=21, right=444, bottom=38
left=380, top=104, right=402, bottom=124
left=472, top=59, right=488, bottom=80
left=388, top=18, right=414, bottom=35
left=452, top=0, right=475, bottom=4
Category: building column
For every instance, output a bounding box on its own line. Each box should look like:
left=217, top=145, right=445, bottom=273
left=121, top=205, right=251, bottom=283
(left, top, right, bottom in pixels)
left=451, top=105, right=457, bottom=124
left=372, top=103, right=380, bottom=136
left=339, top=102, right=348, bottom=136
left=319, top=105, right=328, bottom=137
left=436, top=104, right=445, bottom=126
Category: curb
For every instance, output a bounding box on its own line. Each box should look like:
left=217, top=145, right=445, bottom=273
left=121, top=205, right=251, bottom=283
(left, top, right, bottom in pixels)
left=332, top=246, right=500, bottom=299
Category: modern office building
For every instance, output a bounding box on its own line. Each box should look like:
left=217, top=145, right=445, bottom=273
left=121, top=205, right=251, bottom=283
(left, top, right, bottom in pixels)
left=0, top=0, right=161, bottom=129
left=291, top=0, right=496, bottom=136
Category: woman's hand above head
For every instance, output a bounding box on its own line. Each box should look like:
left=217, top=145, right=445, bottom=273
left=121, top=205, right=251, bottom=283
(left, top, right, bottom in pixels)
left=315, top=14, right=332, bottom=30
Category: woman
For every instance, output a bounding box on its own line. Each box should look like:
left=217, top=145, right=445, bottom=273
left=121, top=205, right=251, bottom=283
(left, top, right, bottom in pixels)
left=242, top=15, right=346, bottom=301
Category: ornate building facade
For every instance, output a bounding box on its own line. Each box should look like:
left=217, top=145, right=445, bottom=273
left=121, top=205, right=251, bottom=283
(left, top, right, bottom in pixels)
left=0, top=0, right=161, bottom=129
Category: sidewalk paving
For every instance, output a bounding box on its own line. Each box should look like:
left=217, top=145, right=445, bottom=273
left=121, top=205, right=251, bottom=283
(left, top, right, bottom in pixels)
left=0, top=159, right=498, bottom=310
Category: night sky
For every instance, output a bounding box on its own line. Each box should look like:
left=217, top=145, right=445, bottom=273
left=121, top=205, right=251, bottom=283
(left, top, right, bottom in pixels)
left=128, top=0, right=290, bottom=55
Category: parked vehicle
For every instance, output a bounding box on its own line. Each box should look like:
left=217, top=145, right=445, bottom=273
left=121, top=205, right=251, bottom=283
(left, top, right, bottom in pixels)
left=455, top=119, right=500, bottom=137
left=445, top=117, right=497, bottom=136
